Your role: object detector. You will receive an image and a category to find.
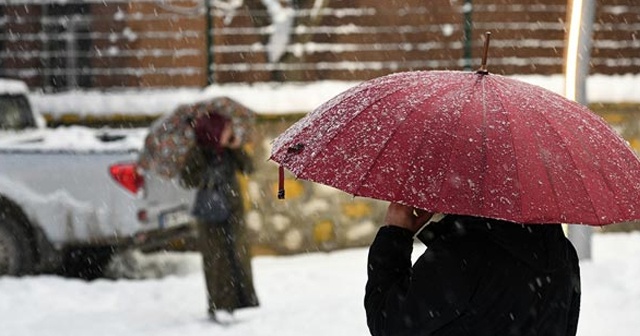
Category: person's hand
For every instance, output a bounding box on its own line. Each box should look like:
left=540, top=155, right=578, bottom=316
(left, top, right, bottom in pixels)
left=384, top=203, right=433, bottom=233
left=220, top=122, right=242, bottom=149
left=227, top=132, right=243, bottom=149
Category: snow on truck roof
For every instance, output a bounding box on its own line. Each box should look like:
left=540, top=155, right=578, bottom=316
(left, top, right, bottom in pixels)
left=0, top=78, right=29, bottom=95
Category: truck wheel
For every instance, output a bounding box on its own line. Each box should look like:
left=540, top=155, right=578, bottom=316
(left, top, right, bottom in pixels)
left=0, top=216, right=35, bottom=276
left=61, top=247, right=114, bottom=280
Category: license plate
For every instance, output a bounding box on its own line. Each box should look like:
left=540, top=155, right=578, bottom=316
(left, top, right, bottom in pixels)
left=160, top=209, right=192, bottom=228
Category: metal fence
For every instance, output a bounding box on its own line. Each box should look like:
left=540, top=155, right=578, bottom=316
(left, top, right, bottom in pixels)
left=0, top=0, right=638, bottom=91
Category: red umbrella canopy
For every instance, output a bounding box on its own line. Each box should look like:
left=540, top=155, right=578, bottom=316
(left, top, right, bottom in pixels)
left=270, top=71, right=640, bottom=226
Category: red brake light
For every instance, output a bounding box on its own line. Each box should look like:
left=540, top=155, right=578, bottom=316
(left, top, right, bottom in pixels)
left=109, top=163, right=144, bottom=194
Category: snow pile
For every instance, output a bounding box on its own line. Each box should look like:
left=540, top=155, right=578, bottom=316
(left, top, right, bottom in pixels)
left=30, top=81, right=360, bottom=117
left=29, top=74, right=640, bottom=118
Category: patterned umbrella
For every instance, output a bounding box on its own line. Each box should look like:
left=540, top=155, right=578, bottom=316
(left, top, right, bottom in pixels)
left=138, top=97, right=255, bottom=178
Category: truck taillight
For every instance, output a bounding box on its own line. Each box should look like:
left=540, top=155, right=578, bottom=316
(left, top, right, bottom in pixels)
left=109, top=163, right=144, bottom=194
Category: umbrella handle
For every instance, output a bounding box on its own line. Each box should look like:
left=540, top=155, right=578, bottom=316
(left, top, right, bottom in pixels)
left=278, top=144, right=306, bottom=199
left=278, top=165, right=285, bottom=199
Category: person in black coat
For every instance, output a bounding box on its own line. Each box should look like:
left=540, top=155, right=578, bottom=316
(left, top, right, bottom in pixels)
left=192, top=111, right=259, bottom=323
left=365, top=203, right=581, bottom=336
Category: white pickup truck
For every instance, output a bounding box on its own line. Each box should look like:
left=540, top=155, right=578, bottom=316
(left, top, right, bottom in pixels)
left=0, top=78, right=195, bottom=278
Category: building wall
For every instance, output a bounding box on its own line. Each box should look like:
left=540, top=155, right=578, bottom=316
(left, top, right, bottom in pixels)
left=1, top=0, right=639, bottom=90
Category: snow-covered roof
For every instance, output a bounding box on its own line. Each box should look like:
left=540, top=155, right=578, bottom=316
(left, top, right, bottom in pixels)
left=0, top=127, right=146, bottom=153
left=0, top=78, right=29, bottom=95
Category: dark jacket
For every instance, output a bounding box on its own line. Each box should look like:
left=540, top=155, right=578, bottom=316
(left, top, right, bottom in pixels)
left=365, top=215, right=581, bottom=336
left=191, top=147, right=253, bottom=221
left=193, top=147, right=259, bottom=312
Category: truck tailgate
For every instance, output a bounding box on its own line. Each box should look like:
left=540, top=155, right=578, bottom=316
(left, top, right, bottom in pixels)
left=141, top=172, right=195, bottom=230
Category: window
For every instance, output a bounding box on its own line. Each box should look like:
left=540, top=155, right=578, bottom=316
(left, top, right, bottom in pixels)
left=0, top=95, right=36, bottom=130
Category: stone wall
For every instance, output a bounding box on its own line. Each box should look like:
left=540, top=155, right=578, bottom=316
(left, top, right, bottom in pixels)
left=239, top=116, right=388, bottom=255
left=237, top=105, right=640, bottom=255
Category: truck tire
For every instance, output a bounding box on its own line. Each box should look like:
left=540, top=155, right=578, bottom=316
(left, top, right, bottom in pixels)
left=0, top=215, right=35, bottom=276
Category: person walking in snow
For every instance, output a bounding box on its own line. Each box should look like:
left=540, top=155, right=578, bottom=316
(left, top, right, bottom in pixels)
left=190, top=110, right=259, bottom=323
left=365, top=203, right=581, bottom=336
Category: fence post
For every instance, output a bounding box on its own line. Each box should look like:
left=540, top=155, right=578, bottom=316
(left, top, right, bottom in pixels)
left=204, top=0, right=214, bottom=84
left=462, top=0, right=473, bottom=71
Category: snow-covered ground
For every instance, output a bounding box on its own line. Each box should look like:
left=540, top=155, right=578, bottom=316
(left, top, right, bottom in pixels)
left=1, top=231, right=638, bottom=336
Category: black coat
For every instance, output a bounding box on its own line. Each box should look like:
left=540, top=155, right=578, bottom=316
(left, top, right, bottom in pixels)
left=193, top=147, right=259, bottom=312
left=365, top=215, right=580, bottom=336
left=191, top=148, right=253, bottom=221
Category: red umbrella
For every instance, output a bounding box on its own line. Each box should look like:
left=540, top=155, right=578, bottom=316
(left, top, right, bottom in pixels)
left=270, top=70, right=640, bottom=226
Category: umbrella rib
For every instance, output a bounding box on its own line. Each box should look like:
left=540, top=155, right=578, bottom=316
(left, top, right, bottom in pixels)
left=494, top=79, right=600, bottom=223
left=536, top=95, right=626, bottom=223
left=430, top=77, right=484, bottom=214
left=569, top=113, right=640, bottom=221
left=353, top=78, right=470, bottom=202
left=297, top=78, right=428, bottom=192
left=351, top=84, right=435, bottom=196
left=488, top=79, right=538, bottom=221
left=478, top=78, right=490, bottom=216
left=534, top=99, right=602, bottom=222
left=272, top=73, right=418, bottom=163
left=496, top=81, right=564, bottom=222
